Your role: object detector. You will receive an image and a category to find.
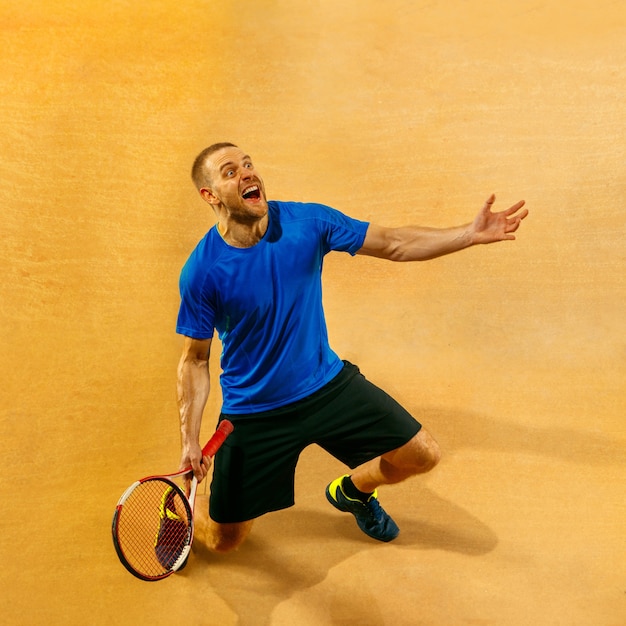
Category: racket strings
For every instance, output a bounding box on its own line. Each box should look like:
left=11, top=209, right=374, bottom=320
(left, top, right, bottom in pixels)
left=115, top=479, right=191, bottom=578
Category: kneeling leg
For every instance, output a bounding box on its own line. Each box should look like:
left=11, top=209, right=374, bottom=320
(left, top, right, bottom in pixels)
left=350, top=428, right=441, bottom=493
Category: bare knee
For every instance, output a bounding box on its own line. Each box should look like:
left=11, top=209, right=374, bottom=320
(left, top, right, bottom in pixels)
left=415, top=428, right=441, bottom=472
left=416, top=428, right=441, bottom=472
left=384, top=428, right=441, bottom=476
left=206, top=520, right=253, bottom=553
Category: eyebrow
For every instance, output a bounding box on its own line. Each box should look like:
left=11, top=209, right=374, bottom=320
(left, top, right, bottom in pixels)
left=218, top=155, right=252, bottom=174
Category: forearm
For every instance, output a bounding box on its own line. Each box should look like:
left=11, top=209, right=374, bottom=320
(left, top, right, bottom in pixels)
left=381, top=224, right=474, bottom=262
left=177, top=355, right=210, bottom=449
left=359, top=196, right=527, bottom=262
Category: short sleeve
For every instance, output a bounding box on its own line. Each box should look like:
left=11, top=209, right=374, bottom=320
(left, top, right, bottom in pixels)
left=313, top=203, right=369, bottom=255
left=176, top=255, right=216, bottom=339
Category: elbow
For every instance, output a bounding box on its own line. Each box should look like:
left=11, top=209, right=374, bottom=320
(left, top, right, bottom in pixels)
left=387, top=244, right=428, bottom=263
left=380, top=233, right=413, bottom=262
left=384, top=229, right=429, bottom=262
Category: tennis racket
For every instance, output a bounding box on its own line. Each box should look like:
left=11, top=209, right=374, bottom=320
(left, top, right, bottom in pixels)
left=111, top=420, right=234, bottom=581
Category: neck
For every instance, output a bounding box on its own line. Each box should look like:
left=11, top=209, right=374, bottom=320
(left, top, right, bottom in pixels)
left=217, top=215, right=269, bottom=248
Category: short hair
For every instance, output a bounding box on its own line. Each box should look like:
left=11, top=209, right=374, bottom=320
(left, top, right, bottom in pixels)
left=191, top=142, right=238, bottom=190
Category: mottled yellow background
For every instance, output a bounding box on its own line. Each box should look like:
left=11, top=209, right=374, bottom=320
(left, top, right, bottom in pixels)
left=1, top=1, right=624, bottom=624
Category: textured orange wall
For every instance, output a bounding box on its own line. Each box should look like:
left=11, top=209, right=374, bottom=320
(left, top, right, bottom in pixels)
left=1, top=2, right=624, bottom=624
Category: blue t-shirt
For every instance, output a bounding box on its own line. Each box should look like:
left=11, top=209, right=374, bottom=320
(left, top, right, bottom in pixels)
left=176, top=200, right=369, bottom=414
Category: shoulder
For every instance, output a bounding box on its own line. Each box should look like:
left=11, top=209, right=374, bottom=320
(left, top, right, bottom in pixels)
left=269, top=200, right=352, bottom=223
left=270, top=200, right=368, bottom=255
left=180, top=228, right=221, bottom=284
left=268, top=199, right=328, bottom=214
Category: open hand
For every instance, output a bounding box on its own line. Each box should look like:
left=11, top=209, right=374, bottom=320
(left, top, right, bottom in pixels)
left=471, top=194, right=528, bottom=244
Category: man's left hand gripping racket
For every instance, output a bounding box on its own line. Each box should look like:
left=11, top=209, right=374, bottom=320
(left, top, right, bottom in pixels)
left=112, top=420, right=234, bottom=581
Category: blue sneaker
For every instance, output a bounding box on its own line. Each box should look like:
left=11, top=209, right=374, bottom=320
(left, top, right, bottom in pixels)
left=325, top=475, right=399, bottom=542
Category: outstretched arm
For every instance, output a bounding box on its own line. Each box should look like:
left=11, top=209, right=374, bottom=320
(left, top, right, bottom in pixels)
left=177, top=336, right=213, bottom=491
left=357, top=194, right=527, bottom=262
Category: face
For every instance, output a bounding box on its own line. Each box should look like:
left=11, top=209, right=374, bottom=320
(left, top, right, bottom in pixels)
left=201, top=146, right=268, bottom=222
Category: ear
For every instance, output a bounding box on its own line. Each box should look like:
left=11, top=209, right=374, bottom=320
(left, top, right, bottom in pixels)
left=199, top=187, right=220, bottom=206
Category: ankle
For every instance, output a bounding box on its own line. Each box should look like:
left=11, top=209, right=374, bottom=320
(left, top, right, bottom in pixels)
left=342, top=475, right=374, bottom=502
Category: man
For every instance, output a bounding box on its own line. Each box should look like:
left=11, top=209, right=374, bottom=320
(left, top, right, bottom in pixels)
left=176, top=142, right=527, bottom=552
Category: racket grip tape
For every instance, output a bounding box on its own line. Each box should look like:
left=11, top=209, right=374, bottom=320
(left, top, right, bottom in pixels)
left=201, top=420, right=234, bottom=458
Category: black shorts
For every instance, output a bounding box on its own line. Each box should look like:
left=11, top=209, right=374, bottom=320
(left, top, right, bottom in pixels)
left=209, top=361, right=421, bottom=523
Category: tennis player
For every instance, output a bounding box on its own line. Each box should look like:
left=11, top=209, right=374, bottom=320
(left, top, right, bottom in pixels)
left=176, top=142, right=527, bottom=552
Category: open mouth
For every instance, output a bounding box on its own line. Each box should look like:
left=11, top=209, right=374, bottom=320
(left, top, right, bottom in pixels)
left=242, top=185, right=261, bottom=201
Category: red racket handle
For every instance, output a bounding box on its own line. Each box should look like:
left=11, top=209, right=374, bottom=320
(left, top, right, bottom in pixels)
left=177, top=421, right=233, bottom=475
left=201, top=420, right=234, bottom=458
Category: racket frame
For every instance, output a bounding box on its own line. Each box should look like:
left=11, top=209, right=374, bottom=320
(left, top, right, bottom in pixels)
left=111, top=420, right=232, bottom=581
left=112, top=472, right=198, bottom=581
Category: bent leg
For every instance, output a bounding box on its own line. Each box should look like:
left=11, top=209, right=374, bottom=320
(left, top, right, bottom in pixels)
left=350, top=428, right=441, bottom=493
left=205, top=519, right=254, bottom=553
left=194, top=494, right=254, bottom=553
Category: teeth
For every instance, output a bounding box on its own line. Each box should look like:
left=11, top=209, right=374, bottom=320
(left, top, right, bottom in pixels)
left=243, top=185, right=258, bottom=195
